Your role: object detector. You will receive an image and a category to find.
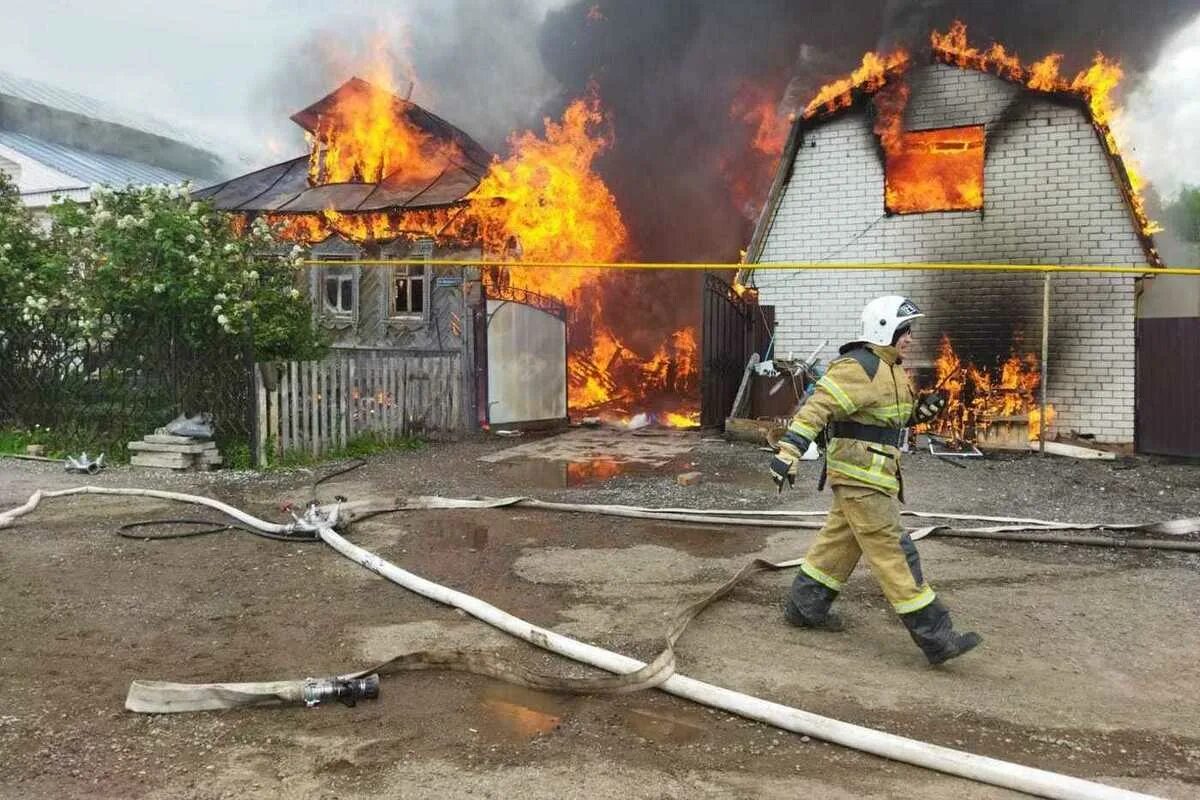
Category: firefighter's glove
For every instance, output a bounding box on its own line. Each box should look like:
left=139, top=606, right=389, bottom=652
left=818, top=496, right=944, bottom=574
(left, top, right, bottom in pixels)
left=769, top=432, right=809, bottom=492
left=912, top=391, right=947, bottom=425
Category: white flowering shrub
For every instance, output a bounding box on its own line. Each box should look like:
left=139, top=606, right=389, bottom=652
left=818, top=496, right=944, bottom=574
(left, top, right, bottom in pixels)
left=3, top=178, right=327, bottom=362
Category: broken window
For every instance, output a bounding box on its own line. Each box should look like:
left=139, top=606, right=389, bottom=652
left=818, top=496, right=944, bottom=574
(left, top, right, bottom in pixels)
left=389, top=239, right=432, bottom=319
left=321, top=272, right=352, bottom=316
left=393, top=265, right=426, bottom=315
left=884, top=125, right=984, bottom=214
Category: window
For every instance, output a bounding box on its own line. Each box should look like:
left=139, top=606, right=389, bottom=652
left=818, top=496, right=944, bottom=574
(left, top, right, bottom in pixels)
left=387, top=238, right=432, bottom=320
left=884, top=125, right=984, bottom=214
left=393, top=265, right=426, bottom=315
left=325, top=272, right=355, bottom=315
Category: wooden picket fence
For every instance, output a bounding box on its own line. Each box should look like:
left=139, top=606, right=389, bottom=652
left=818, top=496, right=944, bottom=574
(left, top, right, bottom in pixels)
left=253, top=353, right=462, bottom=465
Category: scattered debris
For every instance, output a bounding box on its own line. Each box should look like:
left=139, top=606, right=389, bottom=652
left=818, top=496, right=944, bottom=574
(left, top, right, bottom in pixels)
left=929, top=439, right=983, bottom=458
left=65, top=452, right=105, bottom=474
left=1030, top=441, right=1117, bottom=460
left=675, top=471, right=703, bottom=486
left=163, top=412, right=214, bottom=439
left=493, top=429, right=524, bottom=437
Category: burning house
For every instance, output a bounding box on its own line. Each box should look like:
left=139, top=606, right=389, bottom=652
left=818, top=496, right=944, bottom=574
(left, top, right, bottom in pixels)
left=743, top=23, right=1164, bottom=447
left=196, top=76, right=701, bottom=435
left=196, top=77, right=570, bottom=430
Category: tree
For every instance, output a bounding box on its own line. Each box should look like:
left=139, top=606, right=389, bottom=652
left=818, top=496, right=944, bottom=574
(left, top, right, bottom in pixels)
left=1164, top=185, right=1200, bottom=243
left=24, top=184, right=328, bottom=361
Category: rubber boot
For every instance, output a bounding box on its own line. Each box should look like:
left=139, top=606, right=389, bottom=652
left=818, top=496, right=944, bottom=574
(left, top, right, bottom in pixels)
left=783, top=572, right=845, bottom=632
left=899, top=599, right=981, bottom=664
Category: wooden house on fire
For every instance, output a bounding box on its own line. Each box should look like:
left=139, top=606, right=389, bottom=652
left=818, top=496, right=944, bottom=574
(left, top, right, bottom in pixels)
left=737, top=24, right=1195, bottom=456
left=195, top=79, right=569, bottom=457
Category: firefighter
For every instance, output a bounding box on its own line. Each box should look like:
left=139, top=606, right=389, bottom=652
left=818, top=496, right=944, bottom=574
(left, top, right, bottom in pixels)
left=768, top=295, right=982, bottom=665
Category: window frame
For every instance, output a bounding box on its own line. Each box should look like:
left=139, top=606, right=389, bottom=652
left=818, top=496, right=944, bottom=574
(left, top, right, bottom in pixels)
left=312, top=256, right=361, bottom=325
left=386, top=239, right=432, bottom=322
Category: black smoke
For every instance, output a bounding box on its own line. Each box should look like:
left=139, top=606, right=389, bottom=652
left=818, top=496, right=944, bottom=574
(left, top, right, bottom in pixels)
left=538, top=0, right=1199, bottom=262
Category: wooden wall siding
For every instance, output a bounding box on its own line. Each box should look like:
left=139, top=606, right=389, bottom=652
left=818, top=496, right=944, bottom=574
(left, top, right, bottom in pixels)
left=315, top=262, right=472, bottom=353
left=254, top=353, right=462, bottom=465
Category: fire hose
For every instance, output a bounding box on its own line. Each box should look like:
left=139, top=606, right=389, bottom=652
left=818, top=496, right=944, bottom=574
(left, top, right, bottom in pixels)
left=2, top=487, right=1189, bottom=800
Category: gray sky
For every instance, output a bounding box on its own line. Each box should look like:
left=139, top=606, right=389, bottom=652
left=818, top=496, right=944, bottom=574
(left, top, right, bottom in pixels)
left=1, top=0, right=1196, bottom=197
left=0, top=0, right=569, bottom=169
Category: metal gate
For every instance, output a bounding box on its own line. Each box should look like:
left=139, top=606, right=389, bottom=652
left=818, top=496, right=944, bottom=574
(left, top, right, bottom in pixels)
left=485, top=286, right=568, bottom=426
left=1136, top=317, right=1200, bottom=456
left=701, top=273, right=757, bottom=427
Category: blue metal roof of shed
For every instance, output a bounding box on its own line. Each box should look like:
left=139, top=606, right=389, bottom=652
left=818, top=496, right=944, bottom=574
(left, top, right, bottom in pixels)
left=0, top=131, right=197, bottom=188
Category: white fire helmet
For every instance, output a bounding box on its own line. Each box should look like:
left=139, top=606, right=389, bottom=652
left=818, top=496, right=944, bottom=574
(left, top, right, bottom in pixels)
left=859, top=295, right=924, bottom=347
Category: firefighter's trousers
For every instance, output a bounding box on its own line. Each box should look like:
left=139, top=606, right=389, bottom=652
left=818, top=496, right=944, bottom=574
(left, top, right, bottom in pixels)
left=787, top=484, right=936, bottom=620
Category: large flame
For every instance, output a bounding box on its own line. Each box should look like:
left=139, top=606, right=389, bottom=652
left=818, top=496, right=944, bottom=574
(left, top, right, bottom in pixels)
left=305, top=74, right=460, bottom=186
left=724, top=82, right=792, bottom=217
left=469, top=91, right=629, bottom=265
left=927, top=335, right=1055, bottom=442
left=802, top=50, right=912, bottom=120
left=931, top=21, right=1160, bottom=237
left=246, top=68, right=700, bottom=427
left=885, top=126, right=984, bottom=214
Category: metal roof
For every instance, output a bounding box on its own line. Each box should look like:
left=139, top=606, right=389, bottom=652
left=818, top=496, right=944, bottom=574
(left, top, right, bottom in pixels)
left=0, top=69, right=215, bottom=152
left=0, top=131, right=197, bottom=189
left=194, top=78, right=493, bottom=214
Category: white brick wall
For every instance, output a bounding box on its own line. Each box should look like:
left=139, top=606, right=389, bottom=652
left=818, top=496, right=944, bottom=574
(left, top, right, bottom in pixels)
left=753, top=65, right=1146, bottom=443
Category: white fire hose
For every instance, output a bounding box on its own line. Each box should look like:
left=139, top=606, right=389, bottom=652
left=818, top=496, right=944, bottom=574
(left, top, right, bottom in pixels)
left=1, top=486, right=1176, bottom=800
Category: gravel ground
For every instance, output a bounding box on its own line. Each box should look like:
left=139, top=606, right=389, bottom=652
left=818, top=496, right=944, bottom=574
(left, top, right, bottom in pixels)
left=1, top=430, right=1198, bottom=799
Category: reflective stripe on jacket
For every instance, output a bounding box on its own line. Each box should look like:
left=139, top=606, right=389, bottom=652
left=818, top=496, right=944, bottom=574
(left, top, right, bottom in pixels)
left=786, top=343, right=915, bottom=496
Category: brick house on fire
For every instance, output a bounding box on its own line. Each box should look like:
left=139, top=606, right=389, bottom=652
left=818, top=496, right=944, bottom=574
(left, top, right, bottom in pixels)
left=743, top=41, right=1192, bottom=453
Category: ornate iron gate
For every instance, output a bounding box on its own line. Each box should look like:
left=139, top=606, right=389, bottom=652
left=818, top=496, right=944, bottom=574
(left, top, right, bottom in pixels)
left=701, top=273, right=757, bottom=427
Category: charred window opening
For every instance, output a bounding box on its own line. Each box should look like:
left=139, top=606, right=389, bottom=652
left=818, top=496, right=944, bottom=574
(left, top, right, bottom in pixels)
left=389, top=238, right=431, bottom=320
left=885, top=125, right=984, bottom=214
left=393, top=266, right=426, bottom=315
left=323, top=272, right=355, bottom=315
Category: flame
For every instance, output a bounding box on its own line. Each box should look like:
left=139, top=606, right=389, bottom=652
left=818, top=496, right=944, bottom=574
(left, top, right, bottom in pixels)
left=725, top=82, right=791, bottom=216
left=663, top=411, right=701, bottom=428
left=931, top=20, right=1160, bottom=238
left=237, top=68, right=699, bottom=426
left=802, top=50, right=911, bottom=120
left=927, top=335, right=1054, bottom=442
left=260, top=207, right=470, bottom=245
left=885, top=126, right=985, bottom=214
left=469, top=90, right=628, bottom=265
left=306, top=68, right=458, bottom=186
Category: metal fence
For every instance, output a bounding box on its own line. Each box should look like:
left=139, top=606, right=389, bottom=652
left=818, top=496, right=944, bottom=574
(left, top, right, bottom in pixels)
left=0, top=314, right=253, bottom=458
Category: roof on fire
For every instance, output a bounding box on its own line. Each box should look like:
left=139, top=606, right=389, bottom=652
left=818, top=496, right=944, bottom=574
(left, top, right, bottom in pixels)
left=742, top=60, right=1162, bottom=268
left=194, top=78, right=494, bottom=214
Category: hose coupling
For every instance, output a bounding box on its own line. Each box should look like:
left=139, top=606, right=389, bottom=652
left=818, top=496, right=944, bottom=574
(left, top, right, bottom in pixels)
left=301, top=674, right=380, bottom=708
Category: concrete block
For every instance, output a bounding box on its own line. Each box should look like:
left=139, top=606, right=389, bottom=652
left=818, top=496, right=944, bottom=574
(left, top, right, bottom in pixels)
left=130, top=452, right=194, bottom=470
left=127, top=440, right=216, bottom=455
left=143, top=434, right=207, bottom=445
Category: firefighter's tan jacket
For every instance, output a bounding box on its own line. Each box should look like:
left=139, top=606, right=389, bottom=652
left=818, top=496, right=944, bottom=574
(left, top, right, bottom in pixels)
left=787, top=343, right=915, bottom=497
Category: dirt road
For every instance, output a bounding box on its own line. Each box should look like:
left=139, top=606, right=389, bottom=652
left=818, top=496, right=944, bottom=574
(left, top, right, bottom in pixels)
left=2, top=433, right=1198, bottom=799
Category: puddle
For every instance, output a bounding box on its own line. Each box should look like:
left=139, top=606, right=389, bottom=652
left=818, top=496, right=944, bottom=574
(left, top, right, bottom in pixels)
left=622, top=708, right=707, bottom=744
left=477, top=684, right=565, bottom=740
left=495, top=458, right=666, bottom=488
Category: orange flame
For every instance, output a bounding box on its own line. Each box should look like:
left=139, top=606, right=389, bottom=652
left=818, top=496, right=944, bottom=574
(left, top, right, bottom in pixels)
left=885, top=126, right=984, bottom=214
left=469, top=90, right=629, bottom=265
left=927, top=335, right=1054, bottom=442
left=306, top=70, right=458, bottom=186
left=802, top=50, right=911, bottom=120
left=931, top=20, right=1160, bottom=237
left=725, top=82, right=792, bottom=216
